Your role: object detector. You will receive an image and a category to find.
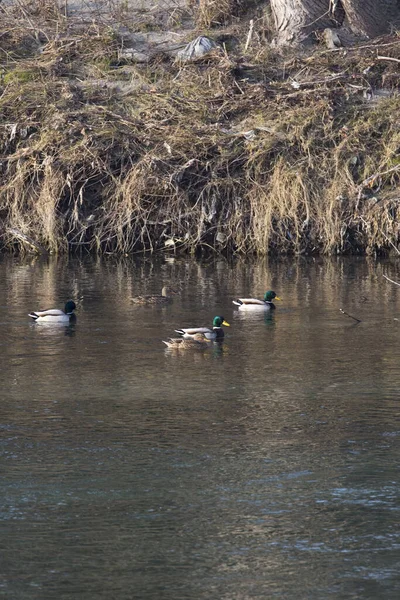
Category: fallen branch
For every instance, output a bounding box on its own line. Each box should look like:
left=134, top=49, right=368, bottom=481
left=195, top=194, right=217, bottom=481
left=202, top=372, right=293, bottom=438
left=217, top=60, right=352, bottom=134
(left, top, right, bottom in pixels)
left=377, top=55, right=400, bottom=63
left=6, top=228, right=48, bottom=254
left=290, top=72, right=347, bottom=89
left=317, top=39, right=400, bottom=56
left=359, top=217, right=400, bottom=256
left=339, top=308, right=362, bottom=323
left=358, top=164, right=400, bottom=190
left=383, top=274, right=400, bottom=287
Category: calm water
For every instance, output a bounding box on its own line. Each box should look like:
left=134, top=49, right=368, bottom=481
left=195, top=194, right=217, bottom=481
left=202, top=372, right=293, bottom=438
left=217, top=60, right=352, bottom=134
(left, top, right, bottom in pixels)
left=0, top=255, right=399, bottom=599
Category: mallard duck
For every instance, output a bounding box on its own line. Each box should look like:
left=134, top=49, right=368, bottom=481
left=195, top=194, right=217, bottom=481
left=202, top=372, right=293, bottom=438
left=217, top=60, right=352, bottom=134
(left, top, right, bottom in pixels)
left=163, top=333, right=211, bottom=349
left=29, top=300, right=76, bottom=323
left=131, top=286, right=176, bottom=305
left=175, top=315, right=230, bottom=341
left=233, top=290, right=281, bottom=310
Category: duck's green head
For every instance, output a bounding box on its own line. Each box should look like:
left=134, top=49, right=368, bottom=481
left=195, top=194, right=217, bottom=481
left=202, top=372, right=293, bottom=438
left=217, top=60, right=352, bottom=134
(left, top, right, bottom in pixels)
left=65, top=300, right=76, bottom=314
left=213, top=316, right=230, bottom=328
left=264, top=291, right=280, bottom=302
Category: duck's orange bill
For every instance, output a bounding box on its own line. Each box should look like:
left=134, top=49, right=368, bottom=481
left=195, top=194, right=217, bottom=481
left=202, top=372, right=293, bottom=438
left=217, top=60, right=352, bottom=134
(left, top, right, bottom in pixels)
left=275, top=297, right=282, bottom=301
left=222, top=320, right=230, bottom=326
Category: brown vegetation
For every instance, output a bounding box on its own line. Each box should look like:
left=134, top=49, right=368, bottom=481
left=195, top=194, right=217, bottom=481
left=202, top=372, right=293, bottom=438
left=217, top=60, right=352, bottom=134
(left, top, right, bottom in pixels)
left=1, top=2, right=400, bottom=255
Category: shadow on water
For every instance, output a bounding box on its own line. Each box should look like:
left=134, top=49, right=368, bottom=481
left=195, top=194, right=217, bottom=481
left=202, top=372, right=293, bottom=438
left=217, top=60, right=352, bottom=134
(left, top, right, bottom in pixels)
left=0, top=254, right=399, bottom=599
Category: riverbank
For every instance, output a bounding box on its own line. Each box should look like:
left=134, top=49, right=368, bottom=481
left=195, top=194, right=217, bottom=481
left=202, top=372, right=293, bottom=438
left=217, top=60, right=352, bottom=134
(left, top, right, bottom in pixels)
left=1, top=3, right=400, bottom=255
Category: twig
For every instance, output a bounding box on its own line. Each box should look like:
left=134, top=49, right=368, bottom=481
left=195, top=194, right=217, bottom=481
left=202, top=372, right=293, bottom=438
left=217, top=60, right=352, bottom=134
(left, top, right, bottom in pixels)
left=317, top=39, right=400, bottom=56
left=301, top=9, right=330, bottom=30
left=359, top=216, right=400, bottom=256
left=339, top=308, right=362, bottom=323
left=291, top=72, right=347, bottom=89
left=383, top=274, right=400, bottom=287
left=244, top=19, right=254, bottom=52
left=377, top=55, right=400, bottom=63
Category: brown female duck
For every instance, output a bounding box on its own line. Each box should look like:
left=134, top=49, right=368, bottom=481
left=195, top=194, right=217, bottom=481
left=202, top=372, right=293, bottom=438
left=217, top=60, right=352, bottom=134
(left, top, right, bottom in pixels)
left=131, top=286, right=176, bottom=305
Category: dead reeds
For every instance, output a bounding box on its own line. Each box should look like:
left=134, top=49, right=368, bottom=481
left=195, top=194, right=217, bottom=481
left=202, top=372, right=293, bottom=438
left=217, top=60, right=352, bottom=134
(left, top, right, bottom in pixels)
left=1, top=7, right=400, bottom=255
left=192, top=0, right=241, bottom=28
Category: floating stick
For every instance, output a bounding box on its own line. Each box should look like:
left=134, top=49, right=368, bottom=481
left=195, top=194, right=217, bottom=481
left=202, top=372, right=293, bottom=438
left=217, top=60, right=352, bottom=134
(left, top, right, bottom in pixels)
left=339, top=308, right=361, bottom=323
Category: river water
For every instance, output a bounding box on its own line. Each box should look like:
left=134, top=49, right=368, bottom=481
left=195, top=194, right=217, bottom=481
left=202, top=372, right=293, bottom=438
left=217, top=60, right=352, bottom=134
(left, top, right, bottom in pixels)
left=1, top=255, right=399, bottom=599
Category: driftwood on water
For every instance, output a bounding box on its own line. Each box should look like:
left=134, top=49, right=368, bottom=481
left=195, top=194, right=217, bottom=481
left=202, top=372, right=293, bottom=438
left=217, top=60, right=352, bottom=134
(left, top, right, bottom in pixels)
left=339, top=308, right=362, bottom=323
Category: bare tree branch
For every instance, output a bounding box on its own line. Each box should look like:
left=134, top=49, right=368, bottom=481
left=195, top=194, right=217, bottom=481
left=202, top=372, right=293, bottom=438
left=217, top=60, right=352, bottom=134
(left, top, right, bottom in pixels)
left=383, top=274, right=400, bottom=287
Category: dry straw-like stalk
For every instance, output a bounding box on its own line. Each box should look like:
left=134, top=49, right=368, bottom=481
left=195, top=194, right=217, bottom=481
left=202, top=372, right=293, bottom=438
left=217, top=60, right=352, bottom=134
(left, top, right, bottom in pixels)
left=191, top=0, right=239, bottom=28
left=1, top=8, right=400, bottom=255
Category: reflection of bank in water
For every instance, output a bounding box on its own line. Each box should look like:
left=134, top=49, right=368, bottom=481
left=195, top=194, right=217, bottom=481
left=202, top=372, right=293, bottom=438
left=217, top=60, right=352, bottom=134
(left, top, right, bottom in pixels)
left=164, top=339, right=225, bottom=361
left=29, top=321, right=76, bottom=337
left=233, top=309, right=275, bottom=325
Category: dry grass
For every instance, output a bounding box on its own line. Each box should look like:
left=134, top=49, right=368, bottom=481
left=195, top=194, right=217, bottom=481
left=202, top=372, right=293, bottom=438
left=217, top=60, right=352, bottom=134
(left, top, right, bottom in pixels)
left=1, top=9, right=400, bottom=255
left=191, top=0, right=240, bottom=28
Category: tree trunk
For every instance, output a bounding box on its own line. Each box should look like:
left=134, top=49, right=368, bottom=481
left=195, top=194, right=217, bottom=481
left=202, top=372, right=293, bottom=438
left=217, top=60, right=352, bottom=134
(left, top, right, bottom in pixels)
left=270, top=0, right=336, bottom=45
left=342, top=0, right=400, bottom=38
left=270, top=0, right=400, bottom=45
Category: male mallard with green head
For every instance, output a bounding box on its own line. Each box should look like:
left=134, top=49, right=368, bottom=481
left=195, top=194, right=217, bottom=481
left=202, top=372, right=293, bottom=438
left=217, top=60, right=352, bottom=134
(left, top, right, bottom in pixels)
left=233, top=291, right=281, bottom=311
left=131, top=286, right=176, bottom=305
left=29, top=300, right=76, bottom=323
left=175, top=315, right=230, bottom=341
left=163, top=333, right=211, bottom=349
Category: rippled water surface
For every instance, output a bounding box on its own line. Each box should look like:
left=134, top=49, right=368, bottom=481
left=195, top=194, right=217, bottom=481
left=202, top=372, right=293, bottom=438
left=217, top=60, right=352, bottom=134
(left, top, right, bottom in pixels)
left=1, top=255, right=399, bottom=599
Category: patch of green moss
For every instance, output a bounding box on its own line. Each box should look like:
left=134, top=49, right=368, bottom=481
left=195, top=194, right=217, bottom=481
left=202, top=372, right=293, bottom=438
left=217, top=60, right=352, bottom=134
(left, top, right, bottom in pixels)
left=3, top=69, right=37, bottom=85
